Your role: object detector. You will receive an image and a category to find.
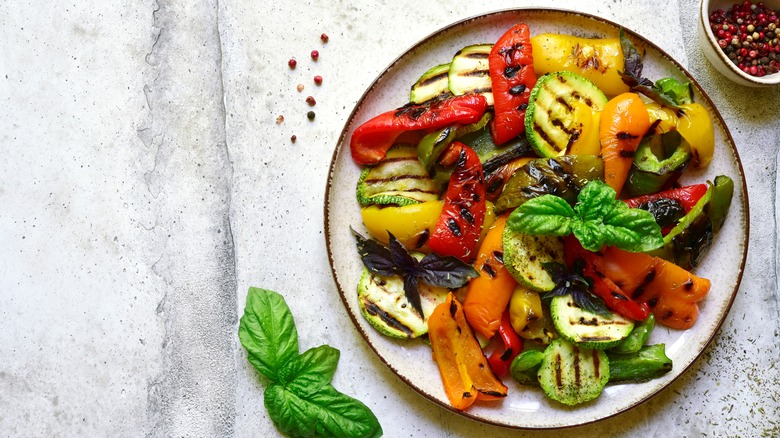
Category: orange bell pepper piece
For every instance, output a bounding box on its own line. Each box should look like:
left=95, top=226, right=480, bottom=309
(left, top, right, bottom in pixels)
left=601, top=246, right=710, bottom=330
left=428, top=293, right=508, bottom=410
left=599, top=93, right=650, bottom=195
left=463, top=214, right=517, bottom=339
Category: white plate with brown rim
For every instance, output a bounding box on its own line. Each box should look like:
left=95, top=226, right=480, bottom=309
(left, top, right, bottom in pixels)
left=324, top=8, right=749, bottom=429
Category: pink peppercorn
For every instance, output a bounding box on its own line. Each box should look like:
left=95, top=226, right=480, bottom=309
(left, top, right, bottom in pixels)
left=311, top=50, right=319, bottom=60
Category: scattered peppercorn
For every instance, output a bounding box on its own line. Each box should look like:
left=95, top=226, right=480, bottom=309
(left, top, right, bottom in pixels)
left=709, top=1, right=780, bottom=77
left=321, top=33, right=329, bottom=43
left=307, top=111, right=316, bottom=120
left=311, top=50, right=319, bottom=60
left=297, top=84, right=304, bottom=92
left=306, top=96, right=316, bottom=106
left=291, top=135, right=297, bottom=143
left=314, top=75, right=323, bottom=85
left=288, top=58, right=297, bottom=69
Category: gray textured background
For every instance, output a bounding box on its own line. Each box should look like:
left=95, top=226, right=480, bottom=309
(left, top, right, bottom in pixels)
left=1, top=0, right=778, bottom=436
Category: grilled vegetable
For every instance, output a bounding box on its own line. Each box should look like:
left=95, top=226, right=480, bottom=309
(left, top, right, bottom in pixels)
left=428, top=144, right=487, bottom=261
left=357, top=267, right=447, bottom=339
left=486, top=310, right=524, bottom=378
left=350, top=94, right=487, bottom=165
left=494, top=154, right=604, bottom=213
left=525, top=71, right=609, bottom=158
left=623, top=131, right=692, bottom=198
left=537, top=338, right=609, bottom=406
left=606, top=344, right=672, bottom=383
left=509, top=349, right=544, bottom=386
left=550, top=294, right=634, bottom=350
left=611, top=313, right=655, bottom=354
left=356, top=144, right=443, bottom=206
left=599, top=92, right=651, bottom=195
left=502, top=227, right=564, bottom=292
left=531, top=34, right=630, bottom=97
left=428, top=293, right=508, bottom=410
left=644, top=102, right=715, bottom=169
left=508, top=285, right=544, bottom=336
left=458, top=124, right=533, bottom=177
left=463, top=214, right=517, bottom=339
left=602, top=246, right=711, bottom=330
left=410, top=63, right=453, bottom=104
left=650, top=176, right=733, bottom=270
left=448, top=44, right=494, bottom=106
left=488, top=23, right=536, bottom=145
left=360, top=200, right=443, bottom=249
left=624, top=183, right=708, bottom=234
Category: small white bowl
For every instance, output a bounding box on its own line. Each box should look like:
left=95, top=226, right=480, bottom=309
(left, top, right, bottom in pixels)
left=699, top=0, right=780, bottom=86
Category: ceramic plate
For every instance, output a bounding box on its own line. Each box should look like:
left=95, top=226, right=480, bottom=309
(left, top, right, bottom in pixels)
left=325, top=8, right=748, bottom=429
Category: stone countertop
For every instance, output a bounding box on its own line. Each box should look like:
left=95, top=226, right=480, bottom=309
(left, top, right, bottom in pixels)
left=1, top=0, right=778, bottom=436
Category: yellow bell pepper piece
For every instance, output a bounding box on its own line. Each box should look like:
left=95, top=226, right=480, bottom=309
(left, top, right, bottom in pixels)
left=645, top=102, right=715, bottom=169
left=360, top=201, right=443, bottom=248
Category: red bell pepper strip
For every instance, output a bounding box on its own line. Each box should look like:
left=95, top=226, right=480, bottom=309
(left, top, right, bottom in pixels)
left=488, top=23, right=537, bottom=145
left=487, top=309, right=523, bottom=378
left=349, top=94, right=488, bottom=166
left=564, top=236, right=650, bottom=321
left=428, top=143, right=486, bottom=261
left=623, top=183, right=708, bottom=211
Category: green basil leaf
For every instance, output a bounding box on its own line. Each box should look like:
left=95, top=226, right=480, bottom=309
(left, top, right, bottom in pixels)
left=279, top=345, right=340, bottom=396
left=507, top=194, right=575, bottom=236
left=239, top=287, right=299, bottom=382
left=601, top=204, right=663, bottom=252
left=574, top=180, right=616, bottom=222
left=571, top=221, right=605, bottom=252
left=264, top=383, right=383, bottom=438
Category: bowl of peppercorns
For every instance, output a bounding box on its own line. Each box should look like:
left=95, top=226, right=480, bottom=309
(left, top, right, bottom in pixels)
left=699, top=0, right=780, bottom=86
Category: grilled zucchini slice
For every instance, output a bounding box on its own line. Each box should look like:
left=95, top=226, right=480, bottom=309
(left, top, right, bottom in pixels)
left=356, top=144, right=442, bottom=206
left=538, top=338, right=609, bottom=406
left=550, top=294, right=634, bottom=350
left=448, top=44, right=494, bottom=106
left=525, top=71, right=608, bottom=157
left=357, top=267, right=448, bottom=339
left=502, top=227, right=564, bottom=292
left=410, top=63, right=453, bottom=104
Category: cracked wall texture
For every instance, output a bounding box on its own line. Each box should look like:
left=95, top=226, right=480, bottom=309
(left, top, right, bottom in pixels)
left=1, top=0, right=778, bottom=436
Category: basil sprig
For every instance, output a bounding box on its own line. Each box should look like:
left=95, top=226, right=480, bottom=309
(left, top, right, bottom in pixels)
left=352, top=229, right=478, bottom=317
left=507, top=180, right=663, bottom=252
left=619, top=28, right=689, bottom=108
left=239, top=287, right=383, bottom=438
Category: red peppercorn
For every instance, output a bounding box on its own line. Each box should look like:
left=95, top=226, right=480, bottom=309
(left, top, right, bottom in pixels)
left=311, top=50, right=319, bottom=60
left=291, top=135, right=297, bottom=143
left=313, top=75, right=323, bottom=85
left=306, top=96, right=316, bottom=106
left=288, top=58, right=297, bottom=69
left=321, top=33, right=329, bottom=43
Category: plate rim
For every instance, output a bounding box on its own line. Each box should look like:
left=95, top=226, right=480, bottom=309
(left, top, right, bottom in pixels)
left=323, top=7, right=750, bottom=430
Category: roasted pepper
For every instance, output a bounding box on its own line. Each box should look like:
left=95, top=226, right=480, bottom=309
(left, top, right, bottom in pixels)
left=602, top=246, right=711, bottom=330
left=599, top=92, right=651, bottom=195
left=624, top=183, right=708, bottom=234
left=488, top=23, right=537, bottom=145
left=564, top=236, right=650, bottom=321
left=428, top=143, right=486, bottom=261
left=463, top=214, right=516, bottom=339
left=350, top=94, right=488, bottom=165
left=508, top=285, right=543, bottom=336
left=623, top=130, right=692, bottom=197
left=428, top=293, right=508, bottom=410
left=531, top=34, right=629, bottom=97
left=486, top=310, right=524, bottom=378
left=360, top=200, right=443, bottom=249
left=645, top=101, right=715, bottom=169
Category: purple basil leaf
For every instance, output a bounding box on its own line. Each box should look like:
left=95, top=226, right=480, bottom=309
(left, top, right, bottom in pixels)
left=571, top=288, right=612, bottom=318
left=417, top=254, right=479, bottom=289
left=387, top=232, right=418, bottom=275
left=540, top=262, right=569, bottom=283
left=402, top=275, right=424, bottom=318
left=351, top=228, right=396, bottom=277
left=620, top=28, right=644, bottom=80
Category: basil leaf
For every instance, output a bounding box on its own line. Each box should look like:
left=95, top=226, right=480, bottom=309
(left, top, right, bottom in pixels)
left=402, top=274, right=423, bottom=318
left=601, top=204, right=663, bottom=252
left=575, top=180, right=616, bottom=222
left=264, top=384, right=383, bottom=438
left=417, top=253, right=479, bottom=289
left=387, top=232, right=417, bottom=274
left=507, top=194, right=575, bottom=236
left=239, top=287, right=299, bottom=382
left=571, top=220, right=606, bottom=252
left=353, top=229, right=396, bottom=277
left=619, top=28, right=644, bottom=80
left=279, top=345, right=340, bottom=397
left=655, top=77, right=693, bottom=105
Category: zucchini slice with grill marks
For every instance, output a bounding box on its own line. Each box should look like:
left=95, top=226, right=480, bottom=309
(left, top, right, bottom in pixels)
left=410, top=63, right=453, bottom=104
left=502, top=227, right=564, bottom=292
left=550, top=294, right=634, bottom=350
left=448, top=44, right=494, bottom=106
left=525, top=71, right=608, bottom=157
left=356, top=144, right=443, bottom=206
left=538, top=338, right=609, bottom=406
left=357, top=267, right=448, bottom=339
